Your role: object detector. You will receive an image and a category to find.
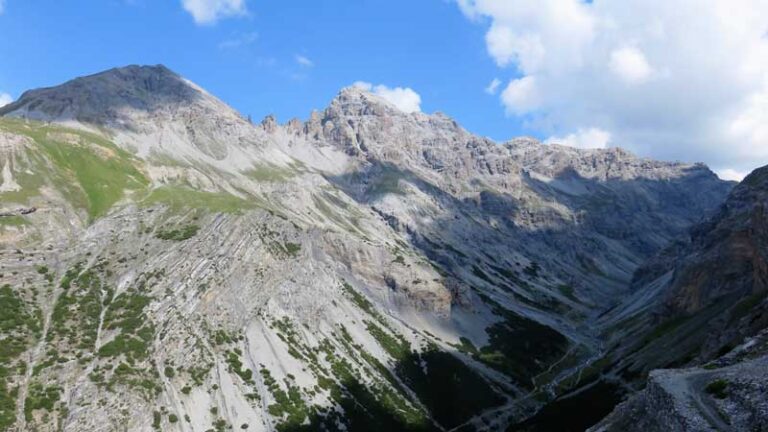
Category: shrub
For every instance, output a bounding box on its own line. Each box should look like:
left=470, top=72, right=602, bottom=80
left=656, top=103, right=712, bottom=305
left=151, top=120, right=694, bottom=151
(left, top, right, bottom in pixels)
left=24, top=384, right=62, bottom=421
left=156, top=225, right=199, bottom=241
left=152, top=411, right=161, bottom=429
left=164, top=366, right=175, bottom=378
left=705, top=379, right=728, bottom=399
left=284, top=242, right=301, bottom=256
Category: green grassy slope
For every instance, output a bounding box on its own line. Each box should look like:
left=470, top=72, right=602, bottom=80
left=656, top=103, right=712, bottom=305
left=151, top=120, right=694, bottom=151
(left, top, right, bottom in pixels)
left=0, top=119, right=149, bottom=219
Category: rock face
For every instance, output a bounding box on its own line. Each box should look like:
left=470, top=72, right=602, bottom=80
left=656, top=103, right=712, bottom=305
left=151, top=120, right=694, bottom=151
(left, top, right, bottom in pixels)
left=590, top=330, right=768, bottom=432
left=587, top=166, right=768, bottom=432
left=0, top=65, right=737, bottom=432
left=600, top=165, right=768, bottom=378
left=662, top=166, right=768, bottom=316
left=306, top=85, right=731, bottom=308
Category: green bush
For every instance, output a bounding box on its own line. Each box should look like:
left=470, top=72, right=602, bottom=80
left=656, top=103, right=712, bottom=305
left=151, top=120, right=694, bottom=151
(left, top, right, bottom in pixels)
left=225, top=351, right=253, bottom=383
left=283, top=242, right=301, bottom=256
left=164, top=366, right=175, bottom=378
left=156, top=225, right=199, bottom=241
left=152, top=411, right=161, bottom=429
left=705, top=379, right=728, bottom=399
left=24, top=383, right=62, bottom=421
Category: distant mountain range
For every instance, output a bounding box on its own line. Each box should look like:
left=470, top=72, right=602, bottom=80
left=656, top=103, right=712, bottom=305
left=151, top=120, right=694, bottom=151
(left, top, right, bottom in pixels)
left=0, top=65, right=763, bottom=432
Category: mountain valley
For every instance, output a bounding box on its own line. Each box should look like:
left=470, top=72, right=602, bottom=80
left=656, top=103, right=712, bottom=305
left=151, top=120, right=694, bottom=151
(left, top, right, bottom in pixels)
left=0, top=65, right=765, bottom=432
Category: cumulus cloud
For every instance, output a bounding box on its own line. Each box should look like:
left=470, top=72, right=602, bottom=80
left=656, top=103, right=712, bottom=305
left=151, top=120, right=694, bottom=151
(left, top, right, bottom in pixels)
left=181, top=0, right=246, bottom=25
left=609, top=47, right=653, bottom=84
left=295, top=55, right=314, bottom=68
left=545, top=128, right=612, bottom=149
left=485, top=78, right=502, bottom=95
left=456, top=0, right=768, bottom=175
left=0, top=93, right=12, bottom=108
left=501, top=76, right=541, bottom=115
left=353, top=82, right=422, bottom=113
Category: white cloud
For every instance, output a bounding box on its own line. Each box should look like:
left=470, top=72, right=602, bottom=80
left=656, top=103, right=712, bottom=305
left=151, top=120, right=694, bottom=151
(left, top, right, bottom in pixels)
left=470, top=0, right=596, bottom=74
left=353, top=82, right=422, bottom=113
left=609, top=47, right=653, bottom=84
left=485, top=78, right=502, bottom=95
left=457, top=0, right=768, bottom=175
left=545, top=127, right=612, bottom=149
left=295, top=55, right=314, bottom=68
left=181, top=0, right=246, bottom=25
left=501, top=76, right=540, bottom=115
left=0, top=93, right=12, bottom=108
left=0, top=0, right=5, bottom=14
left=716, top=168, right=749, bottom=182
left=218, top=32, right=257, bottom=50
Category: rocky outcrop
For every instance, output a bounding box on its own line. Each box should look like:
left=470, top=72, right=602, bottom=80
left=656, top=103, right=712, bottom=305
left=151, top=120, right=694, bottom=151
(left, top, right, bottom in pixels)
left=0, top=207, right=36, bottom=217
left=591, top=331, right=768, bottom=432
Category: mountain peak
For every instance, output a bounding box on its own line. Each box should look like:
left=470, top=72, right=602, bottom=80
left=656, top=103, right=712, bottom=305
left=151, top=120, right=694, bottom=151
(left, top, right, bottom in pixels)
left=0, top=64, right=212, bottom=126
left=0, top=64, right=258, bottom=161
left=719, top=165, right=768, bottom=215
left=86, top=64, right=188, bottom=92
left=94, top=63, right=178, bottom=79
left=328, top=85, right=404, bottom=117
left=740, top=165, right=768, bottom=191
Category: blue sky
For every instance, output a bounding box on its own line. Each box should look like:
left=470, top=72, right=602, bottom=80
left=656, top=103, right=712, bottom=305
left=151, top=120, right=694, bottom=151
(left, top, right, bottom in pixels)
left=0, top=1, right=522, bottom=141
left=1, top=0, right=767, bottom=180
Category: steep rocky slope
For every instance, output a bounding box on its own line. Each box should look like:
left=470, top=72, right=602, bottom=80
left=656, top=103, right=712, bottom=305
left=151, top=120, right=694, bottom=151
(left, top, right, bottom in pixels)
left=305, top=86, right=731, bottom=309
left=581, top=165, right=768, bottom=432
left=0, top=65, right=733, bottom=432
left=662, top=166, right=768, bottom=317
left=599, top=165, right=768, bottom=377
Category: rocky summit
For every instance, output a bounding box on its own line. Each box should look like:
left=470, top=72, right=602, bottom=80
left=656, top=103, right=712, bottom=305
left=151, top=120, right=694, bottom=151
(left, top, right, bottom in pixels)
left=0, top=65, right=764, bottom=432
